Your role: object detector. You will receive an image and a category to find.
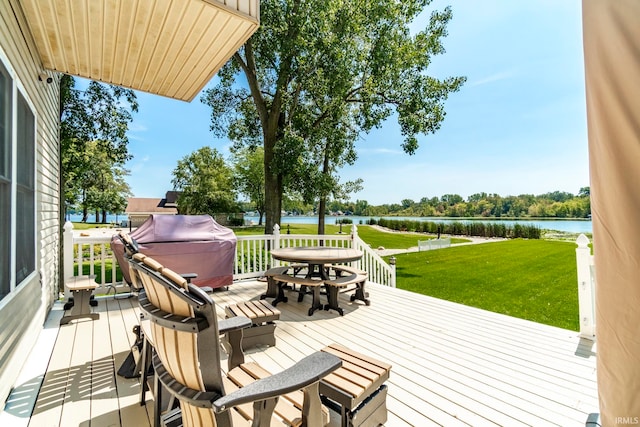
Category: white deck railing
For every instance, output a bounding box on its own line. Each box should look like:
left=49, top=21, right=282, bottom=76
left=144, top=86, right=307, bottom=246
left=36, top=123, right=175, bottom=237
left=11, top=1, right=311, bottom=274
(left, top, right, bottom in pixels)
left=576, top=234, right=596, bottom=340
left=63, top=222, right=396, bottom=296
left=62, top=222, right=124, bottom=297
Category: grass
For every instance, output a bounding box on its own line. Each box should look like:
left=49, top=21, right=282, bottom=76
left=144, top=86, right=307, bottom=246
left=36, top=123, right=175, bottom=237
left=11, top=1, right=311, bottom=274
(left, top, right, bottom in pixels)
left=71, top=222, right=115, bottom=230
left=77, top=221, right=578, bottom=330
left=76, top=262, right=122, bottom=283
left=355, top=225, right=469, bottom=248
left=233, top=223, right=470, bottom=248
left=389, top=239, right=579, bottom=331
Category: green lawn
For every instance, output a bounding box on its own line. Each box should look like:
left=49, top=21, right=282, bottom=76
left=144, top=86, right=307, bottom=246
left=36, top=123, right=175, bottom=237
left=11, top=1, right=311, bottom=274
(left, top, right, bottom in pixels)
left=77, top=262, right=122, bottom=284
left=71, top=222, right=115, bottom=230
left=389, top=239, right=579, bottom=331
left=234, top=223, right=470, bottom=247
left=90, top=222, right=577, bottom=330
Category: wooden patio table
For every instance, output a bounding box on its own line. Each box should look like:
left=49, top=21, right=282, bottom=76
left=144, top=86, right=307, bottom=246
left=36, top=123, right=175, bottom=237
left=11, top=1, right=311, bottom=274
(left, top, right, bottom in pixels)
left=270, top=247, right=363, bottom=315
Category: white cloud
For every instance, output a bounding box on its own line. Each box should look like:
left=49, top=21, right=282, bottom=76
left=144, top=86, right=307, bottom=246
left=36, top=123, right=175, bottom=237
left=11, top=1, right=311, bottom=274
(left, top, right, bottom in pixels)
left=357, top=147, right=403, bottom=155
left=469, top=70, right=515, bottom=87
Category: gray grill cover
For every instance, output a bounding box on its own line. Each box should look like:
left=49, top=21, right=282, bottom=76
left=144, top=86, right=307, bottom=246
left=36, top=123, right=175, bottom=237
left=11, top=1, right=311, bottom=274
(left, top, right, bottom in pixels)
left=111, top=214, right=236, bottom=289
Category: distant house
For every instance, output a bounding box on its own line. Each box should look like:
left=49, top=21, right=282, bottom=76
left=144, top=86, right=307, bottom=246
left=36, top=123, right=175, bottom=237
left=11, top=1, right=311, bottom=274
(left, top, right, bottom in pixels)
left=125, top=192, right=179, bottom=227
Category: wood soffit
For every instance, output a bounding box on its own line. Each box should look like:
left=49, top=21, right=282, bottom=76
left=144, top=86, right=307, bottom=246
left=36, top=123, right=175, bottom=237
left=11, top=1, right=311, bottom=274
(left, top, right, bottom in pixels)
left=20, top=0, right=259, bottom=101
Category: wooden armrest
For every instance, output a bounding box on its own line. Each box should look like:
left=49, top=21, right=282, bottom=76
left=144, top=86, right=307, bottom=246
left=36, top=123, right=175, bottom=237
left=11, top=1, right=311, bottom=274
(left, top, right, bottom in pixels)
left=180, top=272, right=198, bottom=283
left=213, top=352, right=342, bottom=412
left=218, top=316, right=252, bottom=334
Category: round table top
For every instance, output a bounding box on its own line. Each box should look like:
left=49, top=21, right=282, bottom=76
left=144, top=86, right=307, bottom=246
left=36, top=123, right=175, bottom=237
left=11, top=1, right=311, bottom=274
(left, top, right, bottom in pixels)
left=270, top=246, right=363, bottom=264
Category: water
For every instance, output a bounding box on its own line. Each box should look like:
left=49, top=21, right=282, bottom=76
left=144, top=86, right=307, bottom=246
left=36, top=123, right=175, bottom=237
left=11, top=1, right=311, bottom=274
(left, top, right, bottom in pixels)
left=66, top=213, right=128, bottom=225
left=244, top=215, right=593, bottom=234
left=66, top=212, right=592, bottom=233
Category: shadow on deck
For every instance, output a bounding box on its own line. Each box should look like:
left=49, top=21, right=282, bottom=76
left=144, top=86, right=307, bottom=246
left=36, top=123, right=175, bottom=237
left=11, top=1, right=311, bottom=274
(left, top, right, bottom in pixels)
left=3, top=280, right=598, bottom=427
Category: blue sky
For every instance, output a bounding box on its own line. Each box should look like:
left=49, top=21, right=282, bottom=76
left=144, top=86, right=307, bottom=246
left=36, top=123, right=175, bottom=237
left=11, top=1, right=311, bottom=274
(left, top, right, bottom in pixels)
left=125, top=0, right=588, bottom=206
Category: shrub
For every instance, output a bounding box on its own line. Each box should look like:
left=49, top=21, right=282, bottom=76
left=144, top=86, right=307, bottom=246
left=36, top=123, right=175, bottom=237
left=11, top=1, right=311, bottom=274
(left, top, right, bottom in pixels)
left=375, top=219, right=540, bottom=239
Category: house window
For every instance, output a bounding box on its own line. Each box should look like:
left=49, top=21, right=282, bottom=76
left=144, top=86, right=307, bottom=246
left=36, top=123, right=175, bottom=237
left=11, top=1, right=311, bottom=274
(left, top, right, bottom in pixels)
left=0, top=59, right=36, bottom=300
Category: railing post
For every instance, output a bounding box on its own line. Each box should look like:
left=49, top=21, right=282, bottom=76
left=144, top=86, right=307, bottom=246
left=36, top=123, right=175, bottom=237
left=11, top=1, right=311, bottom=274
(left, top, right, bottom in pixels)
left=63, top=221, right=74, bottom=299
left=273, top=223, right=280, bottom=248
left=389, top=256, right=397, bottom=288
left=272, top=224, right=281, bottom=266
left=576, top=234, right=596, bottom=340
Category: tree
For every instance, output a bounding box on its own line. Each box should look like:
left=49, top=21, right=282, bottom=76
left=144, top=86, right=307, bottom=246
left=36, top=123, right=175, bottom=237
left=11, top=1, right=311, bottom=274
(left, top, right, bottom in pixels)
left=578, top=186, right=590, bottom=197
left=60, top=75, right=138, bottom=217
left=75, top=140, right=132, bottom=223
left=171, top=147, right=238, bottom=215
left=202, top=0, right=465, bottom=233
left=232, top=147, right=266, bottom=225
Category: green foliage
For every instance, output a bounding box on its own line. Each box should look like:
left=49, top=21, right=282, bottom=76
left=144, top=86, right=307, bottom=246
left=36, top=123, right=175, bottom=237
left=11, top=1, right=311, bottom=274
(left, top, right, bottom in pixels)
left=79, top=141, right=132, bottom=222
left=327, top=188, right=591, bottom=219
left=372, top=217, right=541, bottom=238
left=231, top=147, right=266, bottom=224
left=171, top=147, right=239, bottom=215
left=60, top=75, right=137, bottom=219
left=202, top=0, right=465, bottom=232
left=390, top=240, right=579, bottom=330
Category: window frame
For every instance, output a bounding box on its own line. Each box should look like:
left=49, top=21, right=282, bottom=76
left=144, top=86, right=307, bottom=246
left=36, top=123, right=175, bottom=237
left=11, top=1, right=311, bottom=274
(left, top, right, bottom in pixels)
left=0, top=47, right=38, bottom=305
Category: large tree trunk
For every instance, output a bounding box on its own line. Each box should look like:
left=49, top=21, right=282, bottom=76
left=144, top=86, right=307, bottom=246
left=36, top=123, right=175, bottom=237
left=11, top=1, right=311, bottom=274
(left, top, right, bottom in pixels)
left=317, top=197, right=326, bottom=237
left=317, top=146, right=331, bottom=236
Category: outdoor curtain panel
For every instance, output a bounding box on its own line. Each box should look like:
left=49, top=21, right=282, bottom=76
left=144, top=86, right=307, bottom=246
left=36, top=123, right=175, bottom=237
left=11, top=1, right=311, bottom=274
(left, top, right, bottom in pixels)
left=583, top=1, right=640, bottom=425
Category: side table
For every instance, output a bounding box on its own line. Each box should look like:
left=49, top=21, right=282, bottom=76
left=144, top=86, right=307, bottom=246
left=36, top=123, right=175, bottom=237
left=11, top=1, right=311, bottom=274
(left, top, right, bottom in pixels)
left=60, top=276, right=99, bottom=325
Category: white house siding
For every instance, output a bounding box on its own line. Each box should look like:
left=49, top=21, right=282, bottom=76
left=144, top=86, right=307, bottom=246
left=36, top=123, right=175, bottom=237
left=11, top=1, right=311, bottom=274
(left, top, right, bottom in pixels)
left=0, top=0, right=60, bottom=406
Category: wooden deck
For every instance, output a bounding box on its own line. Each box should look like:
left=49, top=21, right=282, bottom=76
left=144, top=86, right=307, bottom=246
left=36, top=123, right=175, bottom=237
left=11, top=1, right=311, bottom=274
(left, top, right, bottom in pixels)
left=8, top=280, right=598, bottom=426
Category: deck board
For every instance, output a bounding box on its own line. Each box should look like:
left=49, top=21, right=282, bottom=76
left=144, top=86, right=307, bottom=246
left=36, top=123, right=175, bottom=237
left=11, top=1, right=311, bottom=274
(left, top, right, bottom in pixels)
left=22, top=280, right=597, bottom=426
left=89, top=299, right=121, bottom=427
left=28, top=312, right=76, bottom=426
left=107, top=298, right=152, bottom=426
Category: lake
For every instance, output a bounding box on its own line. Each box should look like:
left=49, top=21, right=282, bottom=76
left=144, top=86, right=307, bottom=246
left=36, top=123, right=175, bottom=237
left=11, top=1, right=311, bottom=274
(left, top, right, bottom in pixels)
left=67, top=213, right=128, bottom=224
left=245, top=215, right=593, bottom=234
left=67, top=213, right=593, bottom=234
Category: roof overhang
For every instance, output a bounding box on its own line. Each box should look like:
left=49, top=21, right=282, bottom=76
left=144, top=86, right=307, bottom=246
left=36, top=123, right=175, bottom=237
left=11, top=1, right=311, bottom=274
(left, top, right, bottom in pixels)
left=20, top=0, right=259, bottom=101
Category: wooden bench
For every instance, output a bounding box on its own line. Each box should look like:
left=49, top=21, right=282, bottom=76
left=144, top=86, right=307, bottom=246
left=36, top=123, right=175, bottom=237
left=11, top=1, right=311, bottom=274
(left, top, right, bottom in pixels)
left=223, top=300, right=281, bottom=350
left=261, top=266, right=290, bottom=299
left=271, top=274, right=325, bottom=316
left=325, top=266, right=370, bottom=313
left=60, top=276, right=99, bottom=325
left=319, top=344, right=391, bottom=427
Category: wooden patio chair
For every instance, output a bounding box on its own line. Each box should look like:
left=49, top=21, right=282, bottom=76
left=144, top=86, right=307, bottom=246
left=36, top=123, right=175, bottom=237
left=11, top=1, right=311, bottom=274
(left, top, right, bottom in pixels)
left=115, top=231, right=142, bottom=293
left=129, top=255, right=342, bottom=427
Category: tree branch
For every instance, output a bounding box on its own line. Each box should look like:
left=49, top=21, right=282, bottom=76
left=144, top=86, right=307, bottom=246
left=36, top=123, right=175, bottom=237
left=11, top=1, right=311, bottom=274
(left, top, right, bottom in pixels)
left=270, top=0, right=303, bottom=131
left=235, top=42, right=269, bottom=128
left=309, top=85, right=365, bottom=130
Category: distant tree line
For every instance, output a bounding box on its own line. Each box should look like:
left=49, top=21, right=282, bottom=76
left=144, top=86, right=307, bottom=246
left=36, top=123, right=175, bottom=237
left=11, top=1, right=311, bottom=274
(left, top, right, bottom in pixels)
left=322, top=188, right=591, bottom=219
left=370, top=218, right=542, bottom=239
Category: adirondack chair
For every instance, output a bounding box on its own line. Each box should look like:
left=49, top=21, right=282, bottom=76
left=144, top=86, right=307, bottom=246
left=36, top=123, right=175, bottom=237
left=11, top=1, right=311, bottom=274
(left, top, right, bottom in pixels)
left=114, top=231, right=141, bottom=292
left=129, top=255, right=342, bottom=427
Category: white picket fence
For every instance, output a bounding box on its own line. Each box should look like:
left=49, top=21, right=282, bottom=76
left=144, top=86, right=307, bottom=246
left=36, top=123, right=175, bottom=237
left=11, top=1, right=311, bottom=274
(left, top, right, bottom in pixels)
left=417, top=237, right=451, bottom=251
left=63, top=222, right=396, bottom=297
left=575, top=234, right=596, bottom=340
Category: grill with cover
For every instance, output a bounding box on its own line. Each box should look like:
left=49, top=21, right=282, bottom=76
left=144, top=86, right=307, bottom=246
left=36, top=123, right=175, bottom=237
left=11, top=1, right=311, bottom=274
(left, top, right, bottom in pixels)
left=111, top=214, right=236, bottom=290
